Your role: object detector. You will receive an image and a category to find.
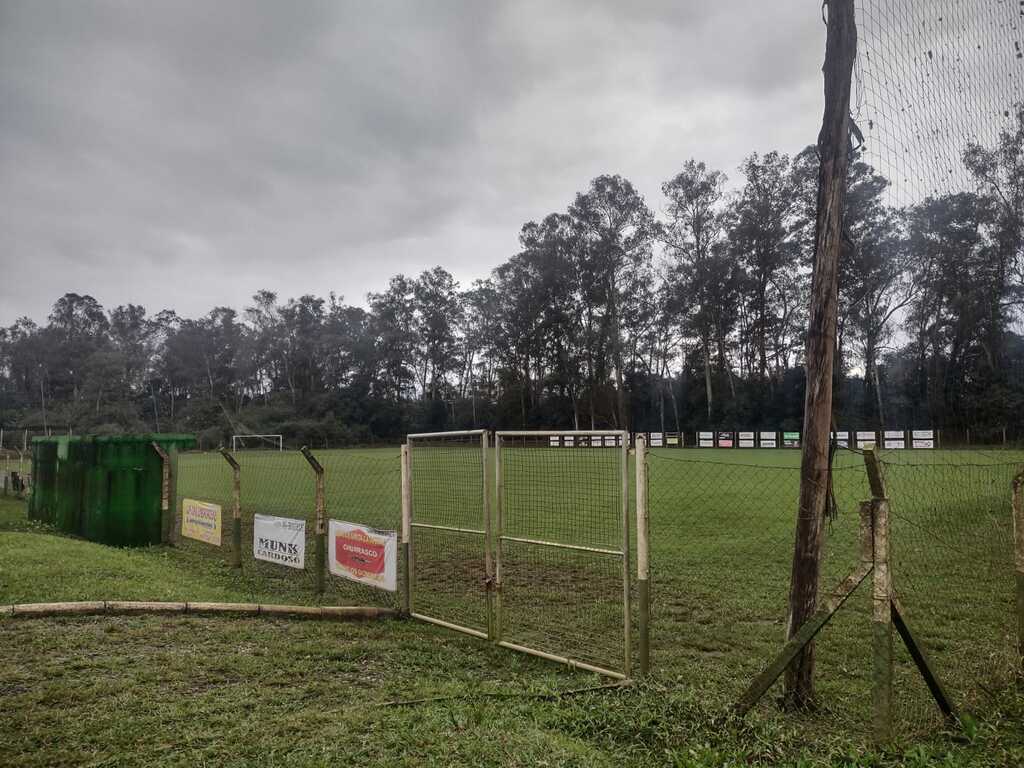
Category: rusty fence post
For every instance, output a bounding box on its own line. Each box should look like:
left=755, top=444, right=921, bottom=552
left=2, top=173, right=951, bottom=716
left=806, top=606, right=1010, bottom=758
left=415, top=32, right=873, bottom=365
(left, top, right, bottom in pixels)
left=301, top=446, right=326, bottom=596
left=219, top=447, right=242, bottom=569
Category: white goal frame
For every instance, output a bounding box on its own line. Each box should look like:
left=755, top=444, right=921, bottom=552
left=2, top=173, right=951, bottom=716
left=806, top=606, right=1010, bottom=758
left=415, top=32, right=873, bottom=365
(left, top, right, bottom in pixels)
left=231, top=434, right=284, bottom=452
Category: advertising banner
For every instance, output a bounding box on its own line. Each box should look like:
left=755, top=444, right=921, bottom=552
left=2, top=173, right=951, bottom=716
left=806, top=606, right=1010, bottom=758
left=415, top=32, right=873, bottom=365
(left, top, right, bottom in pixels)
left=911, top=429, right=934, bottom=448
left=884, top=429, right=906, bottom=449
left=716, top=431, right=734, bottom=448
left=782, top=431, right=801, bottom=448
left=549, top=435, right=560, bottom=447
left=856, top=430, right=877, bottom=448
left=181, top=498, right=221, bottom=546
left=759, top=431, right=777, bottom=448
left=328, top=519, right=397, bottom=591
left=253, top=514, right=306, bottom=569
left=834, top=430, right=851, bottom=448
left=649, top=432, right=664, bottom=447
left=698, top=431, right=714, bottom=447
left=666, top=433, right=680, bottom=446
left=738, top=431, right=755, bottom=448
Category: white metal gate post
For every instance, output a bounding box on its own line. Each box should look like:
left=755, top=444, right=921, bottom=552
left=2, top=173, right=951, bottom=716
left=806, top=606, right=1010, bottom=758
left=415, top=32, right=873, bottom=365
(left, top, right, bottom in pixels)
left=494, top=431, right=504, bottom=643
left=401, top=443, right=412, bottom=616
left=621, top=429, right=632, bottom=678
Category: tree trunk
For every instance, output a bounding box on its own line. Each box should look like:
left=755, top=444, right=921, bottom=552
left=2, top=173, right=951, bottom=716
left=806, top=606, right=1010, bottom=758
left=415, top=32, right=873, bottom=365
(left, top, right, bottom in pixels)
left=784, top=0, right=856, bottom=710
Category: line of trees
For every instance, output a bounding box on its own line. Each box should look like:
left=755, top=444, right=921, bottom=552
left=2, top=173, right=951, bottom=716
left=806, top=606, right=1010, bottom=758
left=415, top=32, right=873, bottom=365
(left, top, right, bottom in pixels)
left=2, top=113, right=1023, bottom=447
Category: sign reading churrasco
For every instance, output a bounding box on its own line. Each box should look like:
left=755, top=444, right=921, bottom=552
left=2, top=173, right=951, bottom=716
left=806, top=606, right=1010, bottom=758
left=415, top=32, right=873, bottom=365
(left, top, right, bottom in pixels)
left=328, top=519, right=397, bottom=591
left=181, top=498, right=222, bottom=546
left=253, top=514, right=306, bottom=569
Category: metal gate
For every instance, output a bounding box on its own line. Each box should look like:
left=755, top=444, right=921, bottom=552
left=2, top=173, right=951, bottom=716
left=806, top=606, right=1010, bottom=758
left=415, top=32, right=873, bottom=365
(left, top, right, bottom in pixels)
left=406, top=430, right=491, bottom=638
left=404, top=429, right=632, bottom=679
left=495, top=431, right=631, bottom=678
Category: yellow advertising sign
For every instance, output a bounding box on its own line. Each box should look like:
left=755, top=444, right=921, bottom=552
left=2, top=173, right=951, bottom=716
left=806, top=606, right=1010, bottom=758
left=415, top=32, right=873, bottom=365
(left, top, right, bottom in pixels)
left=181, top=498, right=222, bottom=546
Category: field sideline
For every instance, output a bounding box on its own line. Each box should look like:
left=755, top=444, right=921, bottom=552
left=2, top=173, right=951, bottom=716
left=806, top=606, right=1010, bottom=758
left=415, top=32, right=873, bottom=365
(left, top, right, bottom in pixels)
left=5, top=444, right=1024, bottom=764
left=2, top=496, right=1023, bottom=766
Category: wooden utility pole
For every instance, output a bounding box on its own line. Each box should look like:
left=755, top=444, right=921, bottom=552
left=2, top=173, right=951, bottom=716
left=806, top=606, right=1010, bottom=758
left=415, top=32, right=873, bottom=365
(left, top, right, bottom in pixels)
left=784, top=0, right=857, bottom=708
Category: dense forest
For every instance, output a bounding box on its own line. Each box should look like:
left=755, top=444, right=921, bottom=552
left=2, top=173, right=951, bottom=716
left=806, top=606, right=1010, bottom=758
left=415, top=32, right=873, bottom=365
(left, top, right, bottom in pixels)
left=3, top=113, right=1023, bottom=448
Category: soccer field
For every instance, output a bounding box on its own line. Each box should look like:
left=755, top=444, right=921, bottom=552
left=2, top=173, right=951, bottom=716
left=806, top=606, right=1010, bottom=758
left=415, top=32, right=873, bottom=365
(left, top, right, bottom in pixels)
left=169, top=443, right=1021, bottom=740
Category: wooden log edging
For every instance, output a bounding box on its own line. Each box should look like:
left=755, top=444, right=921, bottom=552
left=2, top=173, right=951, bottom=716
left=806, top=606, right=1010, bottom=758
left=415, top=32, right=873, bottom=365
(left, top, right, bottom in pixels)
left=3, top=601, right=397, bottom=621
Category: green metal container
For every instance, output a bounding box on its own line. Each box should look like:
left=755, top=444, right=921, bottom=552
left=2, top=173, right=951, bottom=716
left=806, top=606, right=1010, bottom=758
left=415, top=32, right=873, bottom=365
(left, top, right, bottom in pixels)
left=30, top=433, right=196, bottom=546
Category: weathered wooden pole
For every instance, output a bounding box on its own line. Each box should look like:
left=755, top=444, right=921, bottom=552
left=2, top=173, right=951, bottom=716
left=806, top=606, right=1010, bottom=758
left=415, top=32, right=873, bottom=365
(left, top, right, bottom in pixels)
left=784, top=0, right=857, bottom=709
left=301, top=446, right=326, bottom=596
left=864, top=448, right=894, bottom=743
left=219, top=447, right=242, bottom=568
left=151, top=442, right=172, bottom=544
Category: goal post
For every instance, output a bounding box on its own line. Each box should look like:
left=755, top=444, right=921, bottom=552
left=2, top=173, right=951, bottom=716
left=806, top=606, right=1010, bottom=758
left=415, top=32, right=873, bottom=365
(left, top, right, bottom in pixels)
left=231, top=434, right=284, bottom=452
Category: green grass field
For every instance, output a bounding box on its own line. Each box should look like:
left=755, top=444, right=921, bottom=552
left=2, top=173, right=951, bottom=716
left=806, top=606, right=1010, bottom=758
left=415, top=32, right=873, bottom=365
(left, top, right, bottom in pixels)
left=3, top=444, right=1024, bottom=764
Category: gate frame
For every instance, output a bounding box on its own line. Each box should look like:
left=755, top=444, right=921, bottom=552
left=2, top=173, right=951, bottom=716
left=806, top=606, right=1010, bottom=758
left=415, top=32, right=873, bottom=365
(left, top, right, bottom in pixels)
left=494, top=429, right=632, bottom=679
left=405, top=429, right=491, bottom=640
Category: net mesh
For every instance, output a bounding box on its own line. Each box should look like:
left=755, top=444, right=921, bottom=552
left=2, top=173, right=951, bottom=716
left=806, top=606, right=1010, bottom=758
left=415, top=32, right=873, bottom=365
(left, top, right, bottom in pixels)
left=174, top=447, right=400, bottom=608
left=498, top=433, right=628, bottom=675
left=408, top=433, right=488, bottom=633
left=854, top=0, right=1024, bottom=209
left=880, top=453, right=1018, bottom=739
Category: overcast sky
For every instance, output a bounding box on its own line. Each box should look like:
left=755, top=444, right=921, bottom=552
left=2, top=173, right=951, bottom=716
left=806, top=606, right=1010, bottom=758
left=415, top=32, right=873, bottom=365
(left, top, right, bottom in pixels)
left=0, top=0, right=824, bottom=326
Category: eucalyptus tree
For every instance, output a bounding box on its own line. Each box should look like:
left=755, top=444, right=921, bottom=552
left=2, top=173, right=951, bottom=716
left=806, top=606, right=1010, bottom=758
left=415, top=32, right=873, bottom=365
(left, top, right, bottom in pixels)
left=569, top=175, right=659, bottom=428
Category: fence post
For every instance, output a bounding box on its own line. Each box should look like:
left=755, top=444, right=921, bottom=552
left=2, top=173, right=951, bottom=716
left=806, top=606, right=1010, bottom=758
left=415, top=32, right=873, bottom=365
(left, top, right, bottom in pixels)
left=219, top=447, right=242, bottom=568
left=401, top=443, right=412, bottom=616
left=482, top=430, right=494, bottom=641
left=151, top=442, right=171, bottom=544
left=621, top=430, right=632, bottom=679
left=1014, top=469, right=1024, bottom=676
left=494, top=433, right=504, bottom=643
left=864, top=448, right=893, bottom=744
left=635, top=435, right=650, bottom=676
left=301, top=446, right=326, bottom=596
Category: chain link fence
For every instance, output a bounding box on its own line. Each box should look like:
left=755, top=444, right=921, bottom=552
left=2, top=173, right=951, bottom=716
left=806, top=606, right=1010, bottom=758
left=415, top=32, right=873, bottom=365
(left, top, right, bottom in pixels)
left=645, top=445, right=1020, bottom=743
left=174, top=447, right=401, bottom=609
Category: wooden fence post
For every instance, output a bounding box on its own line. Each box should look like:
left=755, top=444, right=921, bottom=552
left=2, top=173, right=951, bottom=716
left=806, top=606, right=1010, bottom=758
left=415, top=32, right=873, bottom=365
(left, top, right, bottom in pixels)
left=401, top=443, right=412, bottom=616
left=151, top=442, right=171, bottom=544
left=635, top=435, right=650, bottom=676
left=864, top=448, right=893, bottom=744
left=219, top=447, right=242, bottom=568
left=301, top=446, right=326, bottom=596
left=1014, top=470, right=1024, bottom=676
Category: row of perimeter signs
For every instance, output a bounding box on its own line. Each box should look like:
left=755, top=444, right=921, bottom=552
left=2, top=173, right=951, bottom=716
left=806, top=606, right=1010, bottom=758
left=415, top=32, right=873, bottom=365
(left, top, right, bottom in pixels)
left=561, top=429, right=938, bottom=450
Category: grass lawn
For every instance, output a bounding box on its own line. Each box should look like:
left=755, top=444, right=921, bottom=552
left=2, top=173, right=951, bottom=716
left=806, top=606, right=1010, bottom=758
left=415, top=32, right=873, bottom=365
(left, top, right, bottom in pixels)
left=4, top=441, right=1024, bottom=765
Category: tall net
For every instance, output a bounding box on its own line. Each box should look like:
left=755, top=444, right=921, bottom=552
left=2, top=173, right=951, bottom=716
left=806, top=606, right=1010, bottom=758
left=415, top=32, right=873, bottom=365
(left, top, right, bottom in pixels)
left=855, top=0, right=1024, bottom=208
left=497, top=432, right=628, bottom=676
left=407, top=432, right=488, bottom=635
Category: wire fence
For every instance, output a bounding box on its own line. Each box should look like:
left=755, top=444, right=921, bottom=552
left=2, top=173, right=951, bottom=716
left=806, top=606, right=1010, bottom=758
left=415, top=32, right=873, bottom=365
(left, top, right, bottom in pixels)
left=407, top=432, right=489, bottom=635
left=174, top=447, right=401, bottom=609
left=497, top=432, right=629, bottom=677
left=645, top=446, right=1020, bottom=742
left=146, top=438, right=1024, bottom=743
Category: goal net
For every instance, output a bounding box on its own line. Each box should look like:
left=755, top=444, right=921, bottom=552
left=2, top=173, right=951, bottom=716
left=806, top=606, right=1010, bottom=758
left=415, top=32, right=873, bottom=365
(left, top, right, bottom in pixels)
left=231, top=434, right=284, bottom=452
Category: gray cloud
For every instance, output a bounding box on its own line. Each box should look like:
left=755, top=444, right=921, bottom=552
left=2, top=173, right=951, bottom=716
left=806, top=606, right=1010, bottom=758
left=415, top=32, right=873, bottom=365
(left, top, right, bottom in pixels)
left=0, top=0, right=824, bottom=324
